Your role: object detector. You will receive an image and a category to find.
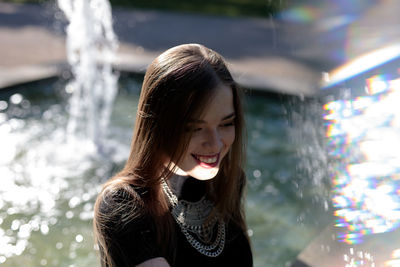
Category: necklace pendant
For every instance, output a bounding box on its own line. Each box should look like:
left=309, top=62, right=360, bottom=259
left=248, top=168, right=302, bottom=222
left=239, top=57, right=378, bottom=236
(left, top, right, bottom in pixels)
left=161, top=179, right=226, bottom=257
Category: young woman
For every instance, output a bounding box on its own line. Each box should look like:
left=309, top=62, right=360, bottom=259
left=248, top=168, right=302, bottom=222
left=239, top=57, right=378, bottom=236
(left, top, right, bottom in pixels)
left=93, top=44, right=252, bottom=267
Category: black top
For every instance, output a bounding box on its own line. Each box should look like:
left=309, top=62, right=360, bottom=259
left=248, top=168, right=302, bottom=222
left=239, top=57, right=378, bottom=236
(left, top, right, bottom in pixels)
left=99, top=176, right=253, bottom=267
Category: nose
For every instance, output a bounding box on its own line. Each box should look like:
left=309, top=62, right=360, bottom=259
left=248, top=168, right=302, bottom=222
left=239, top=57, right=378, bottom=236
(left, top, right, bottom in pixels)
left=202, top=128, right=223, bottom=152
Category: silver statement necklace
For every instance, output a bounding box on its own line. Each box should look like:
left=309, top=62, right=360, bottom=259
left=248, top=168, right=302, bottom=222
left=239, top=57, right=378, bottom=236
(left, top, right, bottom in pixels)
left=161, top=178, right=225, bottom=257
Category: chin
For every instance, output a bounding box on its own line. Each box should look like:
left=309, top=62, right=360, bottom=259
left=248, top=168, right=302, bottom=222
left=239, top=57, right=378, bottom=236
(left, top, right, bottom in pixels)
left=189, top=167, right=220, bottom=180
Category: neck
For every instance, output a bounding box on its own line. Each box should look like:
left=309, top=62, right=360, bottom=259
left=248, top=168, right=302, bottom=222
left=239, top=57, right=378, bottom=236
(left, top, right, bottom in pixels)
left=168, top=174, right=207, bottom=202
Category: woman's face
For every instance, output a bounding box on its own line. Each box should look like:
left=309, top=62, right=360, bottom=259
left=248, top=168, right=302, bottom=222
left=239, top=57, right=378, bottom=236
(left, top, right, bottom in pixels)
left=171, top=84, right=236, bottom=180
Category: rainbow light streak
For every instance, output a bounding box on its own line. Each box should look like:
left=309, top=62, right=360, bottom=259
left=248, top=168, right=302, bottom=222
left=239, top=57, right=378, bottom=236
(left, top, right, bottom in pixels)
left=324, top=74, right=400, bottom=244
left=279, top=6, right=321, bottom=23
left=316, top=15, right=356, bottom=32
left=366, top=74, right=390, bottom=95
left=322, top=44, right=400, bottom=89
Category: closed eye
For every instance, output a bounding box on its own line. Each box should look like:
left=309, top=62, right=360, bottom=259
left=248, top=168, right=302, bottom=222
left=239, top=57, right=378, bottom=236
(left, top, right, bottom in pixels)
left=221, top=121, right=235, bottom=127
left=185, top=125, right=202, bottom=132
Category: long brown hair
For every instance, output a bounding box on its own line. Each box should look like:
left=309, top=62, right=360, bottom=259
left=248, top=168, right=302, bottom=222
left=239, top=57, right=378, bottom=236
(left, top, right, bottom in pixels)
left=93, top=43, right=248, bottom=266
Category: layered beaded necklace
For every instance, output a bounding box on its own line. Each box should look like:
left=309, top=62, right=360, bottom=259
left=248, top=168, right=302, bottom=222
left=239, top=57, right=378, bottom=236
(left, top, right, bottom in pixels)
left=161, top=178, right=225, bottom=257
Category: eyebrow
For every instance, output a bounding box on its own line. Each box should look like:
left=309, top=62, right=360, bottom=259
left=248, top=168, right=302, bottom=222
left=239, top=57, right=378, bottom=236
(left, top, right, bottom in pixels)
left=189, top=112, right=236, bottom=123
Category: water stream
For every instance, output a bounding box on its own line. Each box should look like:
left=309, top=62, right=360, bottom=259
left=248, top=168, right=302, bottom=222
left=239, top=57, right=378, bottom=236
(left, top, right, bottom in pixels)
left=57, top=0, right=119, bottom=155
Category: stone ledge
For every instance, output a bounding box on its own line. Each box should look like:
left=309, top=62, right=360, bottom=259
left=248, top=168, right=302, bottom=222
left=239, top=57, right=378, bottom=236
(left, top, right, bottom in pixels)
left=0, top=63, right=66, bottom=89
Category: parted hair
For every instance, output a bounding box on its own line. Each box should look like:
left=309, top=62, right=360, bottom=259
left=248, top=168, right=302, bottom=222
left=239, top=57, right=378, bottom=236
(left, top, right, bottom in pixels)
left=93, top=43, right=248, bottom=266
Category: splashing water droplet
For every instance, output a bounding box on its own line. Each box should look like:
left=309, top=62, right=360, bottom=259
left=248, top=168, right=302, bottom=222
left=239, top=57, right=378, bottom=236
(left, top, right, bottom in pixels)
left=10, top=94, right=23, bottom=105
left=75, top=234, right=83, bottom=243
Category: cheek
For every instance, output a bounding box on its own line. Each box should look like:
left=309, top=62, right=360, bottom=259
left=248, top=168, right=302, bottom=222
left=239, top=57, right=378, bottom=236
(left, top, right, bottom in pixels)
left=224, top=128, right=235, bottom=147
left=185, top=135, right=200, bottom=154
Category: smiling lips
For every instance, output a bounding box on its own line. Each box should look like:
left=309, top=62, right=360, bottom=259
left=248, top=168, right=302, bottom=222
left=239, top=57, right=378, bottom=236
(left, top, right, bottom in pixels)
left=192, top=153, right=220, bottom=168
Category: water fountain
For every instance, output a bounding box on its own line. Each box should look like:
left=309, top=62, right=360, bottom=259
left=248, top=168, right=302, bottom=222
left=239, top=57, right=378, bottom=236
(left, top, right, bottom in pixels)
left=57, top=0, right=119, bottom=155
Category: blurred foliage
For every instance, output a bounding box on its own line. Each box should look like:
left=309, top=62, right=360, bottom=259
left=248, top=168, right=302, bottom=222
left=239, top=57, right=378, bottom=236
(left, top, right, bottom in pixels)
left=3, top=0, right=287, bottom=18
left=109, top=0, right=287, bottom=17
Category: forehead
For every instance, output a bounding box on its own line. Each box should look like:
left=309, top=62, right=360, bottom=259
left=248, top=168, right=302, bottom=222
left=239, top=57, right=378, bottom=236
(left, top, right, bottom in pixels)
left=196, top=84, right=235, bottom=122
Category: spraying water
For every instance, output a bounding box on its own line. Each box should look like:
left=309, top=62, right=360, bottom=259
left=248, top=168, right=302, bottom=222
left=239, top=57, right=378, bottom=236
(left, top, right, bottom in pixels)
left=57, top=0, right=119, bottom=155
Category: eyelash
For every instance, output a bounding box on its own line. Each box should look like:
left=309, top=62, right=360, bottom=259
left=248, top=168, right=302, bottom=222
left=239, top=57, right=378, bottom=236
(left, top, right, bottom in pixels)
left=190, top=122, right=235, bottom=132
left=222, top=122, right=235, bottom=127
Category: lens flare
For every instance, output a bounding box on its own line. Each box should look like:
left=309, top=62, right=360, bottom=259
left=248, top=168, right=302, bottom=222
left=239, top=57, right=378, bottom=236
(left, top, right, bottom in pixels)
left=324, top=72, right=400, bottom=244
left=279, top=6, right=321, bottom=23
left=322, top=44, right=400, bottom=89
left=385, top=249, right=400, bottom=266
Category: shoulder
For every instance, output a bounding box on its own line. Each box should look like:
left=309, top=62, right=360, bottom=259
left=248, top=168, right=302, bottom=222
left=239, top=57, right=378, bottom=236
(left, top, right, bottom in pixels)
left=95, top=179, right=147, bottom=230
left=98, top=180, right=143, bottom=207
left=94, top=179, right=164, bottom=266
